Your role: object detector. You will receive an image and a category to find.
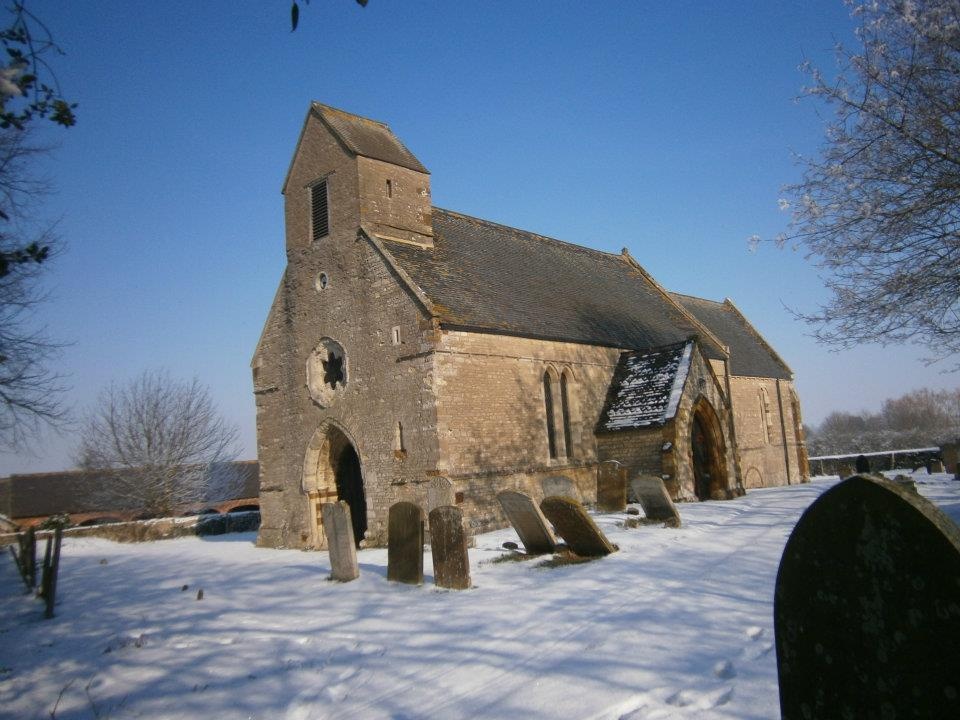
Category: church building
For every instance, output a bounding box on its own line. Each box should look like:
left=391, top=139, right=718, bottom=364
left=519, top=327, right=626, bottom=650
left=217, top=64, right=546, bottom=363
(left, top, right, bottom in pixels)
left=252, top=103, right=809, bottom=549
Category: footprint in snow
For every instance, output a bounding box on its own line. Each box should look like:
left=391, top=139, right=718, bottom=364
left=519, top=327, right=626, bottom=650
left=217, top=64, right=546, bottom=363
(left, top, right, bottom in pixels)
left=695, top=686, right=734, bottom=710
left=713, top=659, right=736, bottom=679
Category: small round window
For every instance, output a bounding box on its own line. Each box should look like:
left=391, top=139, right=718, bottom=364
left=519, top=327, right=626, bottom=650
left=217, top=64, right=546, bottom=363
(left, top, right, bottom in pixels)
left=315, top=272, right=329, bottom=291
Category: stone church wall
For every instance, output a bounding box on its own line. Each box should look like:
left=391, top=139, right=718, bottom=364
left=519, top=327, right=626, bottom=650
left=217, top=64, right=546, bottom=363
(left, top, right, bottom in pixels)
left=430, top=331, right=621, bottom=534
left=729, top=375, right=807, bottom=489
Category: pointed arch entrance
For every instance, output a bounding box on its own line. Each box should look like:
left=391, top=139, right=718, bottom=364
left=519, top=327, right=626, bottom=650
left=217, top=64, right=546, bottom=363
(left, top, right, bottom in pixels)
left=689, top=398, right=728, bottom=500
left=302, top=422, right=368, bottom=547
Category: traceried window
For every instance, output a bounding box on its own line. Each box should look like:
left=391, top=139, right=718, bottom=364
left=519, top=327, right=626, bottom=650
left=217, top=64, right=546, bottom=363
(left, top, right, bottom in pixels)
left=311, top=179, right=329, bottom=240
left=544, top=371, right=558, bottom=459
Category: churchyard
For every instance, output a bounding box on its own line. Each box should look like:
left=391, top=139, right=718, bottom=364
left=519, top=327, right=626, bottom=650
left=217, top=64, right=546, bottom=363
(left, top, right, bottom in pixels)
left=2, top=472, right=958, bottom=720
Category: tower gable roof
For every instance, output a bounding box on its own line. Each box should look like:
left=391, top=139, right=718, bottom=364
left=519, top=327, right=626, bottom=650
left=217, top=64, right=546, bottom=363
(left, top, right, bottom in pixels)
left=312, top=102, right=428, bottom=174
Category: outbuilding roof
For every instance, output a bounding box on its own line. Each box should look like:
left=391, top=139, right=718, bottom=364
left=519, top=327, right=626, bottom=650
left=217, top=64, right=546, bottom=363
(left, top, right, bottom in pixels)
left=384, top=210, right=726, bottom=355
left=0, top=461, right=260, bottom=519
left=670, top=293, right=792, bottom=380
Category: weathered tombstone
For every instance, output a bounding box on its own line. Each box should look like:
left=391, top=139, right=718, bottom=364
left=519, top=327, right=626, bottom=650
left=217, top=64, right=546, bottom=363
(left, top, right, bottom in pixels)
left=426, top=477, right=455, bottom=512
left=321, top=501, right=359, bottom=582
left=630, top=475, right=681, bottom=528
left=854, top=454, right=870, bottom=473
left=540, top=496, right=616, bottom=557
left=596, top=461, right=628, bottom=512
left=428, top=506, right=471, bottom=590
left=930, top=458, right=945, bottom=474
left=387, top=501, right=424, bottom=585
left=775, top=474, right=960, bottom=720
left=496, top=490, right=557, bottom=555
left=541, top=475, right=579, bottom=501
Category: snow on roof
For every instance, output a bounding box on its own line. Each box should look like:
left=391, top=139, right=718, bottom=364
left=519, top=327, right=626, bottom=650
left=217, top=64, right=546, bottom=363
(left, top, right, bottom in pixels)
left=600, top=341, right=692, bottom=431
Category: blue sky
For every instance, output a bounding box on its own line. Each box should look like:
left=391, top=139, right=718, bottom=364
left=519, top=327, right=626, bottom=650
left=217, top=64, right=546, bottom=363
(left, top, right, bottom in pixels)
left=1, top=0, right=956, bottom=474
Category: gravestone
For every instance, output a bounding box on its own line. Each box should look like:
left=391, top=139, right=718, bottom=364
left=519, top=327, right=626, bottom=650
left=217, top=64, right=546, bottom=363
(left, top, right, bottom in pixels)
left=540, top=496, right=616, bottom=557
left=930, top=458, right=945, bottom=474
left=387, top=501, right=424, bottom=585
left=774, top=474, right=960, bottom=720
left=321, top=501, right=359, bottom=582
left=428, top=505, right=471, bottom=590
left=630, top=475, right=681, bottom=528
left=497, top=490, right=557, bottom=555
left=427, top=476, right=454, bottom=512
left=541, top=475, right=579, bottom=501
left=596, top=461, right=628, bottom=512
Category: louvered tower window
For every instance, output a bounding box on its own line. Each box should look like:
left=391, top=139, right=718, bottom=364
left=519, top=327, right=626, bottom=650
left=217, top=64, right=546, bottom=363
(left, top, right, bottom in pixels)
left=311, top=180, right=329, bottom=240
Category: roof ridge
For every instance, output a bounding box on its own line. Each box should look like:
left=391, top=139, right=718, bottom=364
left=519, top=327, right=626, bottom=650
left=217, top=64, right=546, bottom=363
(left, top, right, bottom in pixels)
left=433, top=207, right=623, bottom=260
left=670, top=290, right=721, bottom=305
left=311, top=101, right=392, bottom=132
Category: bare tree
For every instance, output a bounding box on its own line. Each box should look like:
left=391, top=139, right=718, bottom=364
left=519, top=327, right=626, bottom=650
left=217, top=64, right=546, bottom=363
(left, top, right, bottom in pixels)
left=0, top=127, right=66, bottom=449
left=809, top=385, right=960, bottom=454
left=77, top=370, right=239, bottom=518
left=771, top=0, right=960, bottom=364
left=0, top=1, right=77, bottom=448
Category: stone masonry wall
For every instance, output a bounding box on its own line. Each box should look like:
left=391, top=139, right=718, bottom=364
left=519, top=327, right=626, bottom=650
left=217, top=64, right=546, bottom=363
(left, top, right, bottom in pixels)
left=729, top=375, right=806, bottom=488
left=430, top=331, right=622, bottom=533
left=254, top=113, right=440, bottom=549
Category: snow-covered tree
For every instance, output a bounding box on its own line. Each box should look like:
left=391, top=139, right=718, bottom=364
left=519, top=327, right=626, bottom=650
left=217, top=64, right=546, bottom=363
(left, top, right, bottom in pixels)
left=77, top=371, right=239, bottom=518
left=777, top=0, right=960, bottom=364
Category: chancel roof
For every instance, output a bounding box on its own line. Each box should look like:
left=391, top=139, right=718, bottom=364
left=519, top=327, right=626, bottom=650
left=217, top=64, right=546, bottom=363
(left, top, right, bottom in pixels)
left=670, top=294, right=792, bottom=380
left=384, top=210, right=724, bottom=355
left=598, top=342, right=692, bottom=431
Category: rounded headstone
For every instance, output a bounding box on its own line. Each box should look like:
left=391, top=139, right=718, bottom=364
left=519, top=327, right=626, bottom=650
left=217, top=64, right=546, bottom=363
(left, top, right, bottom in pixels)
left=775, top=475, right=960, bottom=720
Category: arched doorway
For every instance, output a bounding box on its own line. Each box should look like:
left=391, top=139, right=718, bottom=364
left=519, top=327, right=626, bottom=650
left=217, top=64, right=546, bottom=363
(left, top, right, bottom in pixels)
left=302, top=423, right=368, bottom=548
left=334, top=443, right=367, bottom=544
left=690, top=398, right=728, bottom=500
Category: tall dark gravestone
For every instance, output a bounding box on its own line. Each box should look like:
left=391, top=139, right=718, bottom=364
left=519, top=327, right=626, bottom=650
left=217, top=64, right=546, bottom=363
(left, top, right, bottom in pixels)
left=775, top=475, right=960, bottom=720
left=428, top=506, right=471, bottom=590
left=596, top=461, right=628, bottom=512
left=540, top=496, right=617, bottom=557
left=387, top=501, right=424, bottom=585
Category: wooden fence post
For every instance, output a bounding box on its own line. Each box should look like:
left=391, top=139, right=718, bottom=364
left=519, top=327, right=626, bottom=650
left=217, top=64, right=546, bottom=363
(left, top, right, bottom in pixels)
left=43, top=526, right=62, bottom=619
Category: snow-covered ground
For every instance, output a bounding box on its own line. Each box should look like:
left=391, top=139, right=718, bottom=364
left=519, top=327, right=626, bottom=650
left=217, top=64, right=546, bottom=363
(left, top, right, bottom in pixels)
left=3, top=473, right=959, bottom=720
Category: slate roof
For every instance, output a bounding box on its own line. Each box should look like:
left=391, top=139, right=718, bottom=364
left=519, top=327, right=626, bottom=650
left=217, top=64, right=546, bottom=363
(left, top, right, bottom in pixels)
left=0, top=461, right=260, bottom=519
left=598, top=342, right=692, bottom=431
left=385, top=210, right=725, bottom=355
left=313, top=103, right=428, bottom=174
left=670, top=293, right=792, bottom=380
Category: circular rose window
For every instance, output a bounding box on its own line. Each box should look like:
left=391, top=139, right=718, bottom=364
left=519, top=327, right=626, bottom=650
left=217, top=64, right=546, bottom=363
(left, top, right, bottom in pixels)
left=306, top=338, right=347, bottom=407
